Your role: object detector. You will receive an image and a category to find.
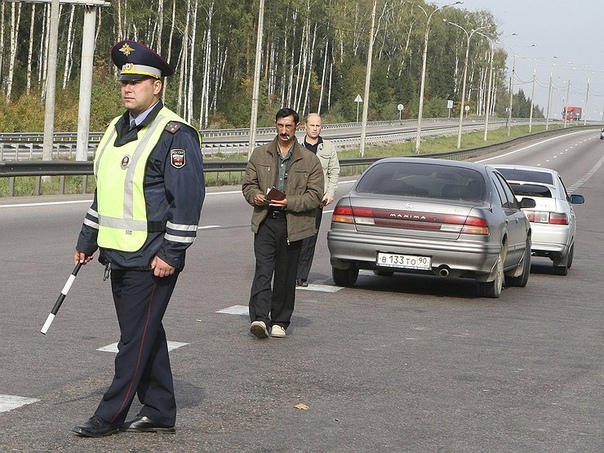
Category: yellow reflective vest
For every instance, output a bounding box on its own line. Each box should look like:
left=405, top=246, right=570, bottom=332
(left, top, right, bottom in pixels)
left=94, top=107, right=184, bottom=252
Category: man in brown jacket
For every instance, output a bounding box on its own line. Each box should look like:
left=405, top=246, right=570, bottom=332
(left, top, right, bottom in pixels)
left=242, top=108, right=324, bottom=339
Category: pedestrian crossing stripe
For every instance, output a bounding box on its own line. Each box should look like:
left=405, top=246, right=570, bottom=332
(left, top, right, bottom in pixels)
left=97, top=341, right=189, bottom=353
left=0, top=395, right=39, bottom=413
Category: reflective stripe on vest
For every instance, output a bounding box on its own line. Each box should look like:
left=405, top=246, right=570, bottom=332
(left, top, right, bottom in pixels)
left=94, top=107, right=184, bottom=252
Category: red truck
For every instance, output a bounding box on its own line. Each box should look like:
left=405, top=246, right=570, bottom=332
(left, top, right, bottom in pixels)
left=562, top=106, right=582, bottom=122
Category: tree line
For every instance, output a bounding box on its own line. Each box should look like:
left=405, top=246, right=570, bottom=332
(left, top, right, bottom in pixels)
left=0, top=0, right=542, bottom=133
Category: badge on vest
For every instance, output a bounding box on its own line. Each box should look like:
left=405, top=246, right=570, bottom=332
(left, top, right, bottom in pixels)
left=121, top=155, right=131, bottom=169
left=170, top=149, right=186, bottom=168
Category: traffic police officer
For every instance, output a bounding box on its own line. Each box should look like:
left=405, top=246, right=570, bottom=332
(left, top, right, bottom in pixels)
left=72, top=40, right=205, bottom=437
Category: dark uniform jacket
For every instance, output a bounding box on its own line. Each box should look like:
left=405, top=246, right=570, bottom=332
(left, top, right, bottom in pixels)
left=242, top=136, right=324, bottom=243
left=76, top=101, right=205, bottom=270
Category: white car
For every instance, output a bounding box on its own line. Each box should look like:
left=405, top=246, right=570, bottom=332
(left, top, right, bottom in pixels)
left=494, top=165, right=585, bottom=275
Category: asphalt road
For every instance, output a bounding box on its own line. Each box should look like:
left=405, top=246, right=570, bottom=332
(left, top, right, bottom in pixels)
left=0, top=130, right=602, bottom=452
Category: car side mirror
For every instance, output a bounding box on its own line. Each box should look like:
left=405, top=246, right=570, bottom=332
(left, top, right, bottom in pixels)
left=519, top=197, right=536, bottom=208
left=569, top=194, right=585, bottom=204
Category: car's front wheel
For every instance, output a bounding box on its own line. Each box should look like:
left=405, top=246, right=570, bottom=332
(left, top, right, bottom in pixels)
left=332, top=264, right=359, bottom=287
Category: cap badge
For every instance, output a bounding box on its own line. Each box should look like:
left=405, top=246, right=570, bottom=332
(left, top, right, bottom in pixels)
left=119, top=43, right=135, bottom=56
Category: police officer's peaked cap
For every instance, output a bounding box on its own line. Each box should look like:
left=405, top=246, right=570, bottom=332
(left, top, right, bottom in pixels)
left=111, top=40, right=174, bottom=82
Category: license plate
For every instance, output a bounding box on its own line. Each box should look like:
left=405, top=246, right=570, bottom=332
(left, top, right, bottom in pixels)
left=376, top=252, right=431, bottom=270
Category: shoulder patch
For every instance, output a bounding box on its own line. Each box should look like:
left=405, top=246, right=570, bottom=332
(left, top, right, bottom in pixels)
left=165, top=121, right=181, bottom=134
left=170, top=149, right=186, bottom=168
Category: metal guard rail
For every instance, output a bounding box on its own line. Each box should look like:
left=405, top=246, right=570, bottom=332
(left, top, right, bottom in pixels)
left=0, top=124, right=597, bottom=180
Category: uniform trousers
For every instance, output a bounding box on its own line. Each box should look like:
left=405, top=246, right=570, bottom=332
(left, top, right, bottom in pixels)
left=297, top=207, right=323, bottom=282
left=249, top=215, right=302, bottom=329
left=95, top=268, right=179, bottom=427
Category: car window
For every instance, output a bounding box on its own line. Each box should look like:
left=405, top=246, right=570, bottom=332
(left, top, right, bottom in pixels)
left=557, top=175, right=571, bottom=200
left=356, top=162, right=485, bottom=202
left=496, top=168, right=553, bottom=185
left=491, top=172, right=518, bottom=208
left=509, top=183, right=552, bottom=198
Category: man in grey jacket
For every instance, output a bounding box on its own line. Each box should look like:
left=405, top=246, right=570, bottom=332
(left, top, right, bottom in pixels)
left=242, top=108, right=324, bottom=339
left=296, top=113, right=340, bottom=287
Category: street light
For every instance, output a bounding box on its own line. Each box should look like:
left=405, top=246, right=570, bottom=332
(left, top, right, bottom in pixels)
left=476, top=32, right=517, bottom=142
left=414, top=0, right=463, bottom=154
left=506, top=44, right=536, bottom=137
left=545, top=56, right=558, bottom=130
left=444, top=19, right=490, bottom=149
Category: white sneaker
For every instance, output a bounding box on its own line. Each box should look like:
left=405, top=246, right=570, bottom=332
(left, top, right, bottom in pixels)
left=271, top=325, right=286, bottom=338
left=250, top=321, right=269, bottom=339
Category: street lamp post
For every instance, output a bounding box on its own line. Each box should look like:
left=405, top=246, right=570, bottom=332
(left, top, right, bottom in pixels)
left=563, top=70, right=571, bottom=128
left=529, top=61, right=536, bottom=132
left=414, top=1, right=463, bottom=154
left=477, top=32, right=517, bottom=142
left=507, top=53, right=515, bottom=137
left=444, top=20, right=489, bottom=149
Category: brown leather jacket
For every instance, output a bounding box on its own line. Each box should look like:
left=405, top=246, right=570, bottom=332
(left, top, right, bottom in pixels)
left=242, top=136, right=324, bottom=242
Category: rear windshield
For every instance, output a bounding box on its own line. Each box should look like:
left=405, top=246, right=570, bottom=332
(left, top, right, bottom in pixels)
left=496, top=168, right=553, bottom=185
left=356, top=161, right=486, bottom=202
left=508, top=183, right=552, bottom=198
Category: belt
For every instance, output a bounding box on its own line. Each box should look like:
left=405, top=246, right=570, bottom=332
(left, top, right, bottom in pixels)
left=268, top=209, right=286, bottom=219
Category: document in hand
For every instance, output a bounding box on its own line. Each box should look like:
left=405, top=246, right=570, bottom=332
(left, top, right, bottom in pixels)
left=266, top=187, right=286, bottom=201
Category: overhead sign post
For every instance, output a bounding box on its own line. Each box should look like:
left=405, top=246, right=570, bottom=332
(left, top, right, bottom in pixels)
left=354, top=94, right=363, bottom=123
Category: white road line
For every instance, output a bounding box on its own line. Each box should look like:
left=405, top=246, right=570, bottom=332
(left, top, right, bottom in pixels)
left=97, top=341, right=189, bottom=353
left=296, top=283, right=343, bottom=293
left=216, top=305, right=248, bottom=315
left=0, top=395, right=39, bottom=413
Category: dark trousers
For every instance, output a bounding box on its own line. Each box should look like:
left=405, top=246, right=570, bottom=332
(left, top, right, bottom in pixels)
left=297, top=207, right=323, bottom=282
left=249, top=216, right=302, bottom=329
left=95, top=269, right=179, bottom=427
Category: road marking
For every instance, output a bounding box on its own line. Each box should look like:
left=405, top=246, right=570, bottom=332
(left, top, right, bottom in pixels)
left=0, top=395, right=39, bottom=413
left=217, top=305, right=248, bottom=315
left=97, top=341, right=188, bottom=353
left=296, top=283, right=343, bottom=293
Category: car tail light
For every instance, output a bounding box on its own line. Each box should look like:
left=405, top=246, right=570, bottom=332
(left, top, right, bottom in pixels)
left=525, top=211, right=569, bottom=225
left=332, top=206, right=489, bottom=235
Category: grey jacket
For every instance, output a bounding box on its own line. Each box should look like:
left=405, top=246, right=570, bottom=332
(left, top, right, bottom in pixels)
left=315, top=139, right=340, bottom=198
left=242, top=137, right=324, bottom=242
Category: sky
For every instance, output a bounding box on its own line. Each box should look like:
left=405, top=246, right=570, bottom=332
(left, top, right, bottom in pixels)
left=453, top=0, right=604, bottom=121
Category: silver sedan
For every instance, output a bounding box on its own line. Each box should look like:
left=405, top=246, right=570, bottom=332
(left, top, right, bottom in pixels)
left=327, top=158, right=536, bottom=298
left=493, top=164, right=585, bottom=275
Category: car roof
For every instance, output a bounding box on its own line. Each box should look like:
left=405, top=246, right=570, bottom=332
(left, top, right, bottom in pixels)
left=372, top=157, right=489, bottom=171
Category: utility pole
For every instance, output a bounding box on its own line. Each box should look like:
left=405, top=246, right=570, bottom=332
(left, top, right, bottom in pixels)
left=359, top=0, right=377, bottom=158
left=248, top=0, right=265, bottom=158
left=42, top=0, right=60, bottom=162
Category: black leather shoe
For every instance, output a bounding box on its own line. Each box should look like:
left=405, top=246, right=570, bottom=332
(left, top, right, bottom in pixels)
left=120, top=415, right=176, bottom=433
left=72, top=415, right=119, bottom=437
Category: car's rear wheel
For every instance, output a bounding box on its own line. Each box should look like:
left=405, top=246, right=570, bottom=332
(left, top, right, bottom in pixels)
left=506, top=237, right=531, bottom=287
left=477, top=246, right=506, bottom=298
left=553, top=243, right=573, bottom=276
left=332, top=264, right=359, bottom=287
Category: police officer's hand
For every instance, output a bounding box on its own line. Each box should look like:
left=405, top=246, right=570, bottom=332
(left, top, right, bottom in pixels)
left=74, top=250, right=93, bottom=266
left=151, top=255, right=175, bottom=278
